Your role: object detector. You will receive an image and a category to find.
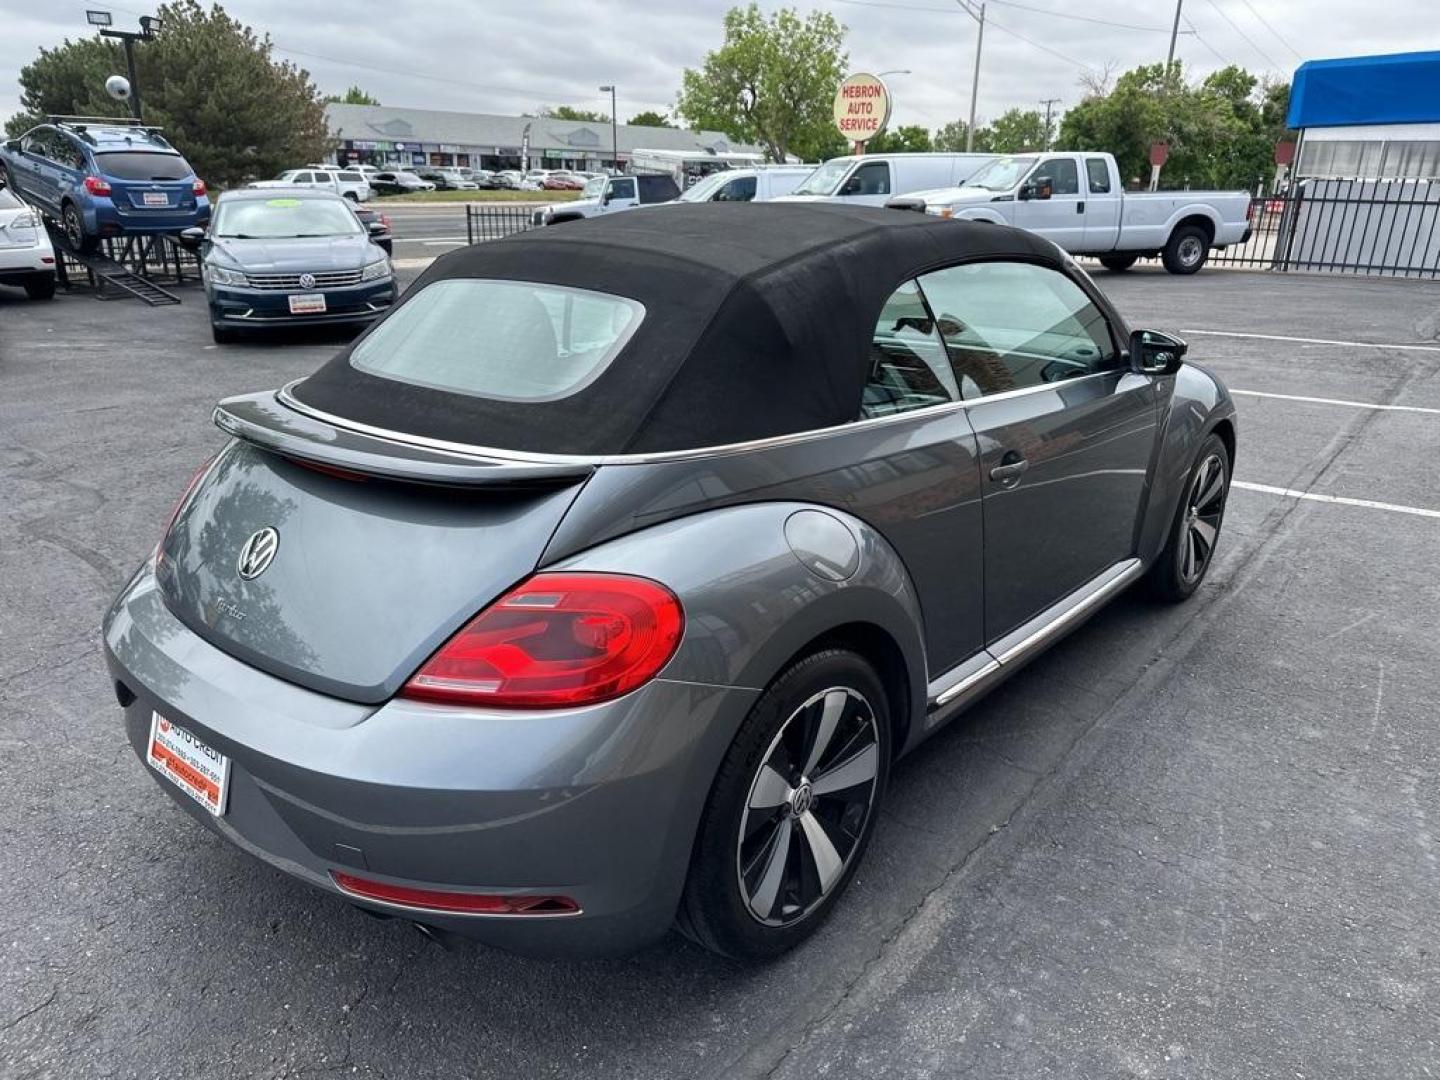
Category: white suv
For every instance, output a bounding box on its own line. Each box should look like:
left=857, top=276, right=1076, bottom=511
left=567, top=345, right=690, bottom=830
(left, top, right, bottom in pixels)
left=0, top=185, right=56, bottom=299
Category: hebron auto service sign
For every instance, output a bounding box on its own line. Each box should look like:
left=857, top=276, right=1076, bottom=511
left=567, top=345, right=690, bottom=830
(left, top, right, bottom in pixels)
left=834, top=73, right=891, bottom=145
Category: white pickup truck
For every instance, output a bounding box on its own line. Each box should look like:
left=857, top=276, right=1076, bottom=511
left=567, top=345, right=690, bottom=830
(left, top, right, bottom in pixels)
left=890, top=151, right=1252, bottom=274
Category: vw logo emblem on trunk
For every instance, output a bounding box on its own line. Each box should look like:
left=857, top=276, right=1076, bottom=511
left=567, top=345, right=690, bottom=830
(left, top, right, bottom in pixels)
left=237, top=527, right=279, bottom=580
left=298, top=273, right=316, bottom=289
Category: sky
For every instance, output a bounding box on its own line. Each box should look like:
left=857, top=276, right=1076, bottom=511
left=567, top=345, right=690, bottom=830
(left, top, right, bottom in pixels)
left=0, top=0, right=1429, bottom=135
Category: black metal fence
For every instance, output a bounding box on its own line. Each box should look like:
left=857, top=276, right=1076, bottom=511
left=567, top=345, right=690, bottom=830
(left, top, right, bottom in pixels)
left=1091, top=178, right=1440, bottom=279
left=464, top=204, right=536, bottom=244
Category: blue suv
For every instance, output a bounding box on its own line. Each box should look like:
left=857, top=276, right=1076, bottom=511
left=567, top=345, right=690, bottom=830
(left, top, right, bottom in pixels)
left=0, top=118, right=209, bottom=254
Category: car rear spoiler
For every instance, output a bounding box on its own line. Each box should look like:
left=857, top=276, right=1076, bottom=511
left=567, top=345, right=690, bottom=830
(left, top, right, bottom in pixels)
left=214, top=390, right=595, bottom=489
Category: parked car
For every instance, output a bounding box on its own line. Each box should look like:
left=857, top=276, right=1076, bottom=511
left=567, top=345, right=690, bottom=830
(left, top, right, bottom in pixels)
left=370, top=171, right=436, bottom=195
left=671, top=166, right=816, bottom=204
left=776, top=152, right=996, bottom=208
left=415, top=167, right=478, bottom=191
left=0, top=118, right=209, bottom=254
left=251, top=168, right=371, bottom=203
left=491, top=170, right=523, bottom=190
left=533, top=172, right=680, bottom=225
left=521, top=169, right=551, bottom=190
left=0, top=185, right=57, bottom=299
left=888, top=152, right=1253, bottom=275
left=351, top=204, right=393, bottom=255
left=105, top=203, right=1236, bottom=959
left=182, top=189, right=395, bottom=343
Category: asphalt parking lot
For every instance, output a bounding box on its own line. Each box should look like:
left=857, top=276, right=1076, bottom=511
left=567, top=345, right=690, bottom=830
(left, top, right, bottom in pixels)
left=2, top=256, right=1437, bottom=1078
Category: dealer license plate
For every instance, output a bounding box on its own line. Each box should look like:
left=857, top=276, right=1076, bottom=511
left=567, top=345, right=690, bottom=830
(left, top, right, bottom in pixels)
left=147, top=711, right=230, bottom=816
left=142, top=191, right=169, bottom=207
left=289, top=293, right=326, bottom=314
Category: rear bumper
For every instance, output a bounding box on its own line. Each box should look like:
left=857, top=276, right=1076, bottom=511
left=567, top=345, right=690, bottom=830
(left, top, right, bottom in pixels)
left=88, top=198, right=211, bottom=236
left=0, top=243, right=55, bottom=277
left=102, top=566, right=756, bottom=956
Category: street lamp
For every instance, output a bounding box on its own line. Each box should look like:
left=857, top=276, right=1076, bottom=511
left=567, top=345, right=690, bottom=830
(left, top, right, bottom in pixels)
left=88, top=8, right=163, bottom=121
left=599, top=85, right=618, bottom=172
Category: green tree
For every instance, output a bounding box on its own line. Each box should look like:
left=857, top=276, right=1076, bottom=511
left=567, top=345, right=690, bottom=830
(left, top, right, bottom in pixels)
left=675, top=3, right=848, bottom=162
left=866, top=124, right=931, bottom=154
left=1056, top=60, right=1291, bottom=189
left=5, top=1, right=330, bottom=186
left=537, top=105, right=610, bottom=122
left=627, top=110, right=674, bottom=128
left=984, top=108, right=1047, bottom=153
left=325, top=85, right=380, bottom=105
left=933, top=119, right=990, bottom=153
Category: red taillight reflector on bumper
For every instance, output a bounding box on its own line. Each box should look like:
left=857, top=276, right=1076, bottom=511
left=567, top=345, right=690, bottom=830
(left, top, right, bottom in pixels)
left=401, top=572, right=683, bottom=708
left=83, top=175, right=112, bottom=196
left=330, top=871, right=579, bottom=916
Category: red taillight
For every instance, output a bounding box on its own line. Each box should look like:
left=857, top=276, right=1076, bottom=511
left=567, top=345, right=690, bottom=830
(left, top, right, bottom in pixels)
left=156, top=452, right=220, bottom=555
left=83, top=175, right=111, bottom=196
left=192, top=178, right=207, bottom=197
left=402, top=572, right=683, bottom=708
left=331, top=871, right=579, bottom=915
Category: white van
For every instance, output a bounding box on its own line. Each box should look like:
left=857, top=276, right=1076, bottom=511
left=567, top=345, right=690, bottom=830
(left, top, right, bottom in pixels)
left=776, top=153, right=996, bottom=207
left=671, top=166, right=815, bottom=204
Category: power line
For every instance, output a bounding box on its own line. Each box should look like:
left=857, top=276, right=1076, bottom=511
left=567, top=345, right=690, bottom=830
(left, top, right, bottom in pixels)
left=828, top=0, right=1178, bottom=34
left=1183, top=13, right=1233, bottom=66
left=1233, top=0, right=1305, bottom=61
left=1202, top=0, right=1283, bottom=71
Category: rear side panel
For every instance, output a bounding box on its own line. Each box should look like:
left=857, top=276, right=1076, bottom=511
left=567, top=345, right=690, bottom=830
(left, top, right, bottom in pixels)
left=157, top=442, right=585, bottom=702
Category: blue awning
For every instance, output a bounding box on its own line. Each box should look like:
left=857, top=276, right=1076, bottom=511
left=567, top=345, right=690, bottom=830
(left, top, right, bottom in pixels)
left=1288, top=51, right=1440, bottom=129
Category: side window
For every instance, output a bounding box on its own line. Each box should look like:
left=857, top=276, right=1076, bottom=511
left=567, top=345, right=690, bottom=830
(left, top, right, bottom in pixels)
left=1085, top=158, right=1111, bottom=194
left=861, top=281, right=959, bottom=419
left=1035, top=157, right=1079, bottom=196
left=608, top=177, right=637, bottom=201
left=842, top=161, right=891, bottom=197
left=718, top=175, right=757, bottom=202
left=916, top=261, right=1119, bottom=398
left=292, top=172, right=313, bottom=184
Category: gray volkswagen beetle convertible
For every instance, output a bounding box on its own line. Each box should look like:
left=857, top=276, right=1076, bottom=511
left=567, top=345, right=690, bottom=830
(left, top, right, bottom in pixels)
left=104, top=204, right=1236, bottom=959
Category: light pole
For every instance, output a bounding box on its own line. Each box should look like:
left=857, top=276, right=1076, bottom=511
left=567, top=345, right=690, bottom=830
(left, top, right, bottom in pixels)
left=1039, top=97, right=1061, bottom=149
left=599, top=85, right=617, bottom=172
left=1165, top=0, right=1184, bottom=74
left=88, top=10, right=163, bottom=122
left=954, top=1, right=985, bottom=152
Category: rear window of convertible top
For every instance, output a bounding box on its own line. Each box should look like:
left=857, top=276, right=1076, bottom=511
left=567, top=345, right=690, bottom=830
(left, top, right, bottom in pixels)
left=349, top=278, right=645, bottom=402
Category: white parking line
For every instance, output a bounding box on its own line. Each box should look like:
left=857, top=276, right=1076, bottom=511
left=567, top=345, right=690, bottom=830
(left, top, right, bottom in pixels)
left=1231, top=389, right=1440, bottom=416
left=1233, top=481, right=1440, bottom=520
left=1182, top=328, right=1440, bottom=353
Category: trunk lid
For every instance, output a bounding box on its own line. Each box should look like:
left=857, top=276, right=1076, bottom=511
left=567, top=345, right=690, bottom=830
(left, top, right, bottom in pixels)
left=156, top=393, right=592, bottom=703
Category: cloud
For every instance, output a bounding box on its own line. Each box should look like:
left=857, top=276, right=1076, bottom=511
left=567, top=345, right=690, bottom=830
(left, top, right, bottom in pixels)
left=0, top=0, right=1425, bottom=137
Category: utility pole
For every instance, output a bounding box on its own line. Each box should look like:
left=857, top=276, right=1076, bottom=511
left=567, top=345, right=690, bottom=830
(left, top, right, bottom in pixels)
left=599, top=85, right=618, bottom=172
left=1166, top=0, right=1184, bottom=74
left=957, top=1, right=987, bottom=152
left=1038, top=97, right=1061, bottom=149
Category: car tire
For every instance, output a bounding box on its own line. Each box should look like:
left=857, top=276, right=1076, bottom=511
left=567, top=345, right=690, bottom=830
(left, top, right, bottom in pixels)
left=211, top=322, right=241, bottom=345
left=23, top=273, right=56, bottom=300
left=678, top=648, right=891, bottom=960
left=61, top=202, right=98, bottom=255
left=1146, top=432, right=1230, bottom=603
left=1161, top=224, right=1210, bottom=275
left=343, top=192, right=358, bottom=202
left=1099, top=253, right=1139, bottom=272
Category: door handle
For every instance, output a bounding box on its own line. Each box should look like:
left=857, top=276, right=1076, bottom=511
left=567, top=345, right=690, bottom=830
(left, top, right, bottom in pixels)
left=990, top=456, right=1030, bottom=482
left=1076, top=201, right=1086, bottom=213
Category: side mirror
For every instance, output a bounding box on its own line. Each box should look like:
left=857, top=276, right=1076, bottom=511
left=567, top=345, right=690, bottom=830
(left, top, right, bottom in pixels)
left=3, top=139, right=18, bottom=153
left=178, top=226, right=206, bottom=249
left=840, top=176, right=863, bottom=196
left=1129, top=329, right=1187, bottom=375
left=601, top=188, right=613, bottom=205
left=366, top=221, right=387, bottom=236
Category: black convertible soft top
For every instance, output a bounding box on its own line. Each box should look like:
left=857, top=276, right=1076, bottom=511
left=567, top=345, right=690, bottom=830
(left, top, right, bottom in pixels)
left=291, top=202, right=1064, bottom=456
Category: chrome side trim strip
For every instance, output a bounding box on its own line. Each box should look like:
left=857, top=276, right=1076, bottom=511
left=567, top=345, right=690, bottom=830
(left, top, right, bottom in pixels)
left=991, top=558, right=1144, bottom=667
left=925, top=557, right=1144, bottom=722
left=932, top=656, right=1000, bottom=706
left=275, top=370, right=1115, bottom=468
